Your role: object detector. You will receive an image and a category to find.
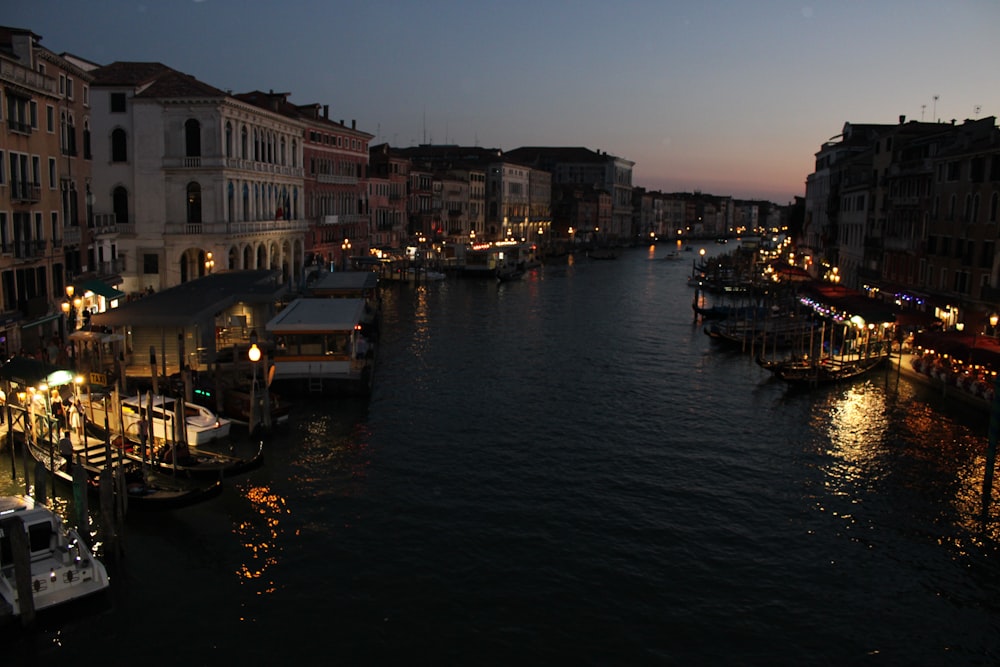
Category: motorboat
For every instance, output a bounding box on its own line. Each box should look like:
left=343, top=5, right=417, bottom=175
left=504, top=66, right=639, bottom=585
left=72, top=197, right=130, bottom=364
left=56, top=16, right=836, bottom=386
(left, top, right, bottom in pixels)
left=82, top=393, right=231, bottom=446
left=0, top=495, right=110, bottom=618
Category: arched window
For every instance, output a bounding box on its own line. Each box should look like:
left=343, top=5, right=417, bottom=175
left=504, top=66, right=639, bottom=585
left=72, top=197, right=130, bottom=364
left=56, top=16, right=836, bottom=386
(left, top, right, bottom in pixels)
left=291, top=139, right=298, bottom=167
left=948, top=195, right=956, bottom=219
left=227, top=181, right=235, bottom=223
left=280, top=137, right=286, bottom=166
left=113, top=186, right=129, bottom=224
left=185, top=119, right=201, bottom=157
left=990, top=192, right=999, bottom=223
left=242, top=183, right=250, bottom=222
left=186, top=182, right=202, bottom=223
left=225, top=122, right=233, bottom=158
left=241, top=126, right=248, bottom=159
left=964, top=194, right=972, bottom=222
left=111, top=128, right=127, bottom=162
left=971, top=194, right=980, bottom=224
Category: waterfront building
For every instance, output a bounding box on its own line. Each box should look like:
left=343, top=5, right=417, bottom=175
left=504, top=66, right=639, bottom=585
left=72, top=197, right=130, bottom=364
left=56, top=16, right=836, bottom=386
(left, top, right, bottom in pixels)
left=87, top=62, right=309, bottom=294
left=503, top=146, right=634, bottom=243
left=368, top=143, right=408, bottom=251
left=233, top=94, right=372, bottom=275
left=0, top=27, right=110, bottom=358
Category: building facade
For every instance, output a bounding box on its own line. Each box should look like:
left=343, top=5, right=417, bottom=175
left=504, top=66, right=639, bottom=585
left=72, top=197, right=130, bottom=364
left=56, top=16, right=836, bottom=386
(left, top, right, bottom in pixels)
left=88, top=63, right=309, bottom=294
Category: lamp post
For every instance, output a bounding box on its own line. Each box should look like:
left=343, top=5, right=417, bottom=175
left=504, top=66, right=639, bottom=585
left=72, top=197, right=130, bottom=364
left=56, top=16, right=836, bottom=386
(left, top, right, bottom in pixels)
left=341, top=239, right=351, bottom=272
left=248, top=329, right=261, bottom=434
left=204, top=251, right=215, bottom=275
left=991, top=313, right=999, bottom=338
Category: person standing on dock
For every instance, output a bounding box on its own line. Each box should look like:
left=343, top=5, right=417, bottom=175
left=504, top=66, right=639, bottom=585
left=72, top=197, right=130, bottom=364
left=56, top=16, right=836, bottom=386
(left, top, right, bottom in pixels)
left=69, top=400, right=83, bottom=445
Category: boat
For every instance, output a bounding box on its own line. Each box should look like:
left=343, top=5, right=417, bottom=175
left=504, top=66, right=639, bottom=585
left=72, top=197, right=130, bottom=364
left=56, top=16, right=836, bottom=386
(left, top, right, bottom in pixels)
left=20, top=429, right=224, bottom=510
left=166, top=373, right=292, bottom=432
left=763, top=352, right=890, bottom=385
left=496, top=267, right=524, bottom=283
left=588, top=248, right=618, bottom=260
left=405, top=267, right=446, bottom=281
left=0, top=495, right=110, bottom=619
left=79, top=392, right=261, bottom=478
left=83, top=392, right=231, bottom=447
left=661, top=251, right=682, bottom=261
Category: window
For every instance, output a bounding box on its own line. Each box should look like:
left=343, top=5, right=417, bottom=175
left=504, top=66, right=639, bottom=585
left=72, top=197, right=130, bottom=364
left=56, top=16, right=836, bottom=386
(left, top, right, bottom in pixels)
left=59, top=74, right=65, bottom=96
left=51, top=212, right=59, bottom=243
left=991, top=192, right=999, bottom=223
left=0, top=213, right=7, bottom=253
left=6, top=94, right=31, bottom=133
left=66, top=77, right=74, bottom=100
left=143, top=253, right=159, bottom=274
left=48, top=158, right=55, bottom=188
left=186, top=182, right=202, bottom=223
left=184, top=119, right=201, bottom=157
left=113, top=186, right=128, bottom=224
left=46, top=105, right=54, bottom=132
left=83, top=85, right=89, bottom=107
left=83, top=121, right=91, bottom=159
left=110, top=92, right=126, bottom=113
left=111, top=128, right=127, bottom=162
left=225, top=122, right=232, bottom=158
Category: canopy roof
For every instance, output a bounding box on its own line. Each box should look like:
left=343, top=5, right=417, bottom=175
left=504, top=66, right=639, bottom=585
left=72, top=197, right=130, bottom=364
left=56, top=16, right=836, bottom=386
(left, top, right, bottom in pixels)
left=0, top=356, right=76, bottom=388
left=266, top=298, right=365, bottom=333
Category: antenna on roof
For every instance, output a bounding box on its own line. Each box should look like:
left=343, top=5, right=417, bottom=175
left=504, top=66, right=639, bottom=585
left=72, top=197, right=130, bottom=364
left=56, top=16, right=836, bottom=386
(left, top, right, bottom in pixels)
left=932, top=94, right=939, bottom=123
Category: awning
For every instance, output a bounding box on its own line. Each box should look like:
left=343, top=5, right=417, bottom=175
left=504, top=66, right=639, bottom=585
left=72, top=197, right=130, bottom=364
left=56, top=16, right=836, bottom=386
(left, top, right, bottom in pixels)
left=20, top=313, right=62, bottom=329
left=79, top=279, right=125, bottom=300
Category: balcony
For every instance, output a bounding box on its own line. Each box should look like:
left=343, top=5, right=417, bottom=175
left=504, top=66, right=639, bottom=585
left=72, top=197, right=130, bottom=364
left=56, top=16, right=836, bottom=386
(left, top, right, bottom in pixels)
left=163, top=219, right=310, bottom=236
left=13, top=240, right=47, bottom=260
left=10, top=182, right=41, bottom=203
left=6, top=119, right=32, bottom=135
left=316, top=173, right=358, bottom=185
left=96, top=256, right=126, bottom=276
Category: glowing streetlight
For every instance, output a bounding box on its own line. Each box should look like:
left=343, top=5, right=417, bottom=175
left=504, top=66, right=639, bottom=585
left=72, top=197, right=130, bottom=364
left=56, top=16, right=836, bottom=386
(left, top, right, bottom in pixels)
left=248, top=329, right=261, bottom=433
left=204, top=251, right=215, bottom=274
left=341, top=238, right=351, bottom=271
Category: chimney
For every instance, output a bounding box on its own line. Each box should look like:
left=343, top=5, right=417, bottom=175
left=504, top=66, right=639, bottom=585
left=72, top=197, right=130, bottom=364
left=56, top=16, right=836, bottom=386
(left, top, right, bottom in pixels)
left=899, top=115, right=905, bottom=124
left=323, top=105, right=329, bottom=119
left=352, top=120, right=356, bottom=129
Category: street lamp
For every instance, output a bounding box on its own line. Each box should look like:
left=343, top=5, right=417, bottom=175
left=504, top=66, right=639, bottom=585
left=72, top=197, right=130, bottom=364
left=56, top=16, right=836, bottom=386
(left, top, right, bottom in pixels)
left=248, top=329, right=261, bottom=433
left=204, top=251, right=215, bottom=275
left=990, top=313, right=999, bottom=337
left=341, top=238, right=351, bottom=271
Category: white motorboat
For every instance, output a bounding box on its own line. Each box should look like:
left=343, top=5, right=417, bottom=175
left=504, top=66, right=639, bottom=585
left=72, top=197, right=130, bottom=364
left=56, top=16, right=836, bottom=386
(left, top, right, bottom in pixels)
left=82, top=393, right=232, bottom=446
left=0, top=496, right=110, bottom=617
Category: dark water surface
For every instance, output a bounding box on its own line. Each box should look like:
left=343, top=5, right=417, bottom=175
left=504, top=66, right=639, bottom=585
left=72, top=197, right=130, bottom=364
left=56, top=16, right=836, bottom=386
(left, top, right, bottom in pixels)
left=5, top=245, right=1000, bottom=666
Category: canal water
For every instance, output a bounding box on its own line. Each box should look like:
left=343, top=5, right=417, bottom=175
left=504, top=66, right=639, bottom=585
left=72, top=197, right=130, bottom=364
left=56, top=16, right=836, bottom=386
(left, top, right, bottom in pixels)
left=4, top=245, right=1000, bottom=666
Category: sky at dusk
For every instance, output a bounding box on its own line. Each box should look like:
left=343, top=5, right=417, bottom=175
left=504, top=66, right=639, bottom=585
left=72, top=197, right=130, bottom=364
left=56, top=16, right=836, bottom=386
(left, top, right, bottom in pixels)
left=8, top=0, right=1000, bottom=204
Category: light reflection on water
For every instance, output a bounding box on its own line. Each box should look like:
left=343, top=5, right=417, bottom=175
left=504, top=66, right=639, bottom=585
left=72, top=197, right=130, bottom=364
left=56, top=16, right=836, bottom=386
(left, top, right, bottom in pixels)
left=4, top=247, right=1000, bottom=664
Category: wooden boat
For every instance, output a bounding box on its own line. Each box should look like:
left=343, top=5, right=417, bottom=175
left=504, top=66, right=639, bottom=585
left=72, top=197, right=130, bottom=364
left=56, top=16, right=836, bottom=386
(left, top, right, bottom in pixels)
left=766, top=353, right=890, bottom=385
left=20, top=430, right=222, bottom=511
left=496, top=267, right=524, bottom=283
left=0, top=495, right=110, bottom=618
left=166, top=374, right=292, bottom=433
left=79, top=392, right=262, bottom=478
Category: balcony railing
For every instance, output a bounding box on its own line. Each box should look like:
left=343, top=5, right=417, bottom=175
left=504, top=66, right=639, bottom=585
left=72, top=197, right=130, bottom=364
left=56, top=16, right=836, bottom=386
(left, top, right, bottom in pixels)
left=316, top=173, right=358, bottom=185
left=96, top=256, right=126, bottom=276
left=7, top=119, right=32, bottom=135
left=162, top=219, right=311, bottom=235
left=10, top=182, right=41, bottom=203
left=13, top=240, right=47, bottom=259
